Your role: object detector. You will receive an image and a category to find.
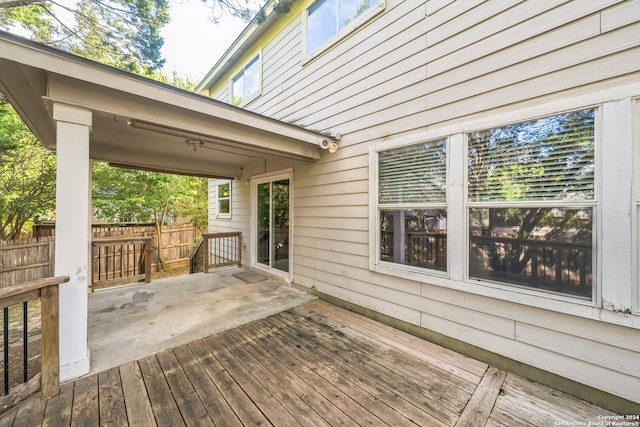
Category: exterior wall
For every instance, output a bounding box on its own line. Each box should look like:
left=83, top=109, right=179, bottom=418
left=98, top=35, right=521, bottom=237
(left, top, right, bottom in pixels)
left=206, top=0, right=640, bottom=404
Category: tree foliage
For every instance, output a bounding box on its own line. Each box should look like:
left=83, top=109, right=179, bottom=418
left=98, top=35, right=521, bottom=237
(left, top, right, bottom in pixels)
left=0, top=97, right=56, bottom=240
left=1, top=0, right=205, bottom=244
left=0, top=0, right=169, bottom=73
left=92, top=163, right=207, bottom=268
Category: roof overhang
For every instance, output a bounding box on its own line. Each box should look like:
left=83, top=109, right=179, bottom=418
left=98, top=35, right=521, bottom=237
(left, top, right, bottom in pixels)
left=0, top=31, right=331, bottom=179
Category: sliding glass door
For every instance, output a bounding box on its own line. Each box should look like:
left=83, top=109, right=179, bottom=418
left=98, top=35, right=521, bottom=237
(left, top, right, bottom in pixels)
left=256, top=176, right=290, bottom=273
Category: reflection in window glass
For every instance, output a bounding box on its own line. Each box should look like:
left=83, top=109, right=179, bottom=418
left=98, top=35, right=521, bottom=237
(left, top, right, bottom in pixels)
left=307, top=0, right=376, bottom=54
left=467, top=109, right=595, bottom=300
left=469, top=208, right=593, bottom=299
left=217, top=182, right=231, bottom=217
left=256, top=179, right=290, bottom=273
left=380, top=209, right=447, bottom=272
left=378, top=138, right=447, bottom=273
left=232, top=55, right=260, bottom=106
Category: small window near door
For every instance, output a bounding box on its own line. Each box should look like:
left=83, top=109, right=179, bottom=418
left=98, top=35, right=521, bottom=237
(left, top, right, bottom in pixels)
left=217, top=181, right=231, bottom=219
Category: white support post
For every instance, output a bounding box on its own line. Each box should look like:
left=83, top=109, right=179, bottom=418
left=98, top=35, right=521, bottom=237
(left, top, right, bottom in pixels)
left=53, top=103, right=92, bottom=380
left=600, top=98, right=634, bottom=312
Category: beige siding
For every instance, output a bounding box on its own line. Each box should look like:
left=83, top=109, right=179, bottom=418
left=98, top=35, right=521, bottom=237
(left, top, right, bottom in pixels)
left=207, top=0, right=640, bottom=404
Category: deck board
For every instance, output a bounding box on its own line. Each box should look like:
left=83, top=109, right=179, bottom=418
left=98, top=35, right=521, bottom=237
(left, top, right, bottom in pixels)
left=0, top=300, right=618, bottom=426
left=42, top=381, right=73, bottom=427
left=276, top=309, right=459, bottom=425
left=98, top=367, right=128, bottom=427
left=217, top=330, right=338, bottom=427
left=69, top=374, right=98, bottom=427
left=137, top=355, right=186, bottom=427
left=236, top=320, right=393, bottom=426
left=187, top=339, right=271, bottom=427
left=118, top=361, right=156, bottom=427
left=171, top=344, right=243, bottom=427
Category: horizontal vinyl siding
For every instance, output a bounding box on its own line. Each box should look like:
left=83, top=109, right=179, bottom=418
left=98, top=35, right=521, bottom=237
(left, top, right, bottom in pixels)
left=207, top=0, right=640, bottom=404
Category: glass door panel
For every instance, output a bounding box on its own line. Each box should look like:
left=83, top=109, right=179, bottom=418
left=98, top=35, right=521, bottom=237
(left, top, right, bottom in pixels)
left=255, top=178, right=290, bottom=273
left=257, top=182, right=270, bottom=265
left=272, top=179, right=289, bottom=272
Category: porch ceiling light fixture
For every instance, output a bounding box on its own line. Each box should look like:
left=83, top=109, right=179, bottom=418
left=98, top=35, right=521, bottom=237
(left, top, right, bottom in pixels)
left=186, top=139, right=204, bottom=152
left=126, top=118, right=317, bottom=161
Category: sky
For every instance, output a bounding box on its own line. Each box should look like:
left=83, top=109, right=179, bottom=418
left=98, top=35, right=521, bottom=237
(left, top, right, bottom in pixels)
left=160, top=0, right=254, bottom=83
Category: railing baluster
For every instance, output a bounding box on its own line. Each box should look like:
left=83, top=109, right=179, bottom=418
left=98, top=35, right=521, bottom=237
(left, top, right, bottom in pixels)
left=91, top=238, right=153, bottom=289
left=22, top=301, right=28, bottom=383
left=197, top=232, right=242, bottom=272
left=4, top=307, right=9, bottom=395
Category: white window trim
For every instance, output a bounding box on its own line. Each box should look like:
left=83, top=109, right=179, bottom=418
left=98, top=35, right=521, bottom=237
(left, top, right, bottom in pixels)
left=634, top=97, right=640, bottom=315
left=229, top=52, right=262, bottom=107
left=249, top=168, right=294, bottom=282
left=373, top=135, right=450, bottom=278
left=464, top=108, right=599, bottom=306
left=302, top=0, right=385, bottom=64
left=216, top=180, right=232, bottom=219
left=368, top=104, right=640, bottom=329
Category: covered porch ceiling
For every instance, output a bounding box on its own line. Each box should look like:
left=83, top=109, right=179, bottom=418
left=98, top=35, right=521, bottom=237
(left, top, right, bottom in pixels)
left=0, top=31, right=332, bottom=179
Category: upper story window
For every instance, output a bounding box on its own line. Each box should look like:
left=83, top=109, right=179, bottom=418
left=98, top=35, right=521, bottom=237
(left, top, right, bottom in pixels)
left=231, top=55, right=261, bottom=106
left=377, top=138, right=448, bottom=273
left=306, top=0, right=381, bottom=55
left=467, top=109, right=596, bottom=301
left=216, top=181, right=232, bottom=218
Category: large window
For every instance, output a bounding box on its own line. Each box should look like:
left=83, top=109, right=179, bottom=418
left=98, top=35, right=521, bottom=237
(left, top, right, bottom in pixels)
left=467, top=109, right=595, bottom=300
left=378, top=138, right=447, bottom=272
left=307, top=0, right=379, bottom=54
left=231, top=55, right=260, bottom=106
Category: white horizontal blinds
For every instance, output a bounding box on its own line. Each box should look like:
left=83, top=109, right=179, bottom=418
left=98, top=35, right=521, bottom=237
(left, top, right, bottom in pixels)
left=379, top=138, right=447, bottom=204
left=468, top=109, right=595, bottom=202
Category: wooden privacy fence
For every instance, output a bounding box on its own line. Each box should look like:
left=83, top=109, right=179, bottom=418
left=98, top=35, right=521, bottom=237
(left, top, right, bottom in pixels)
left=91, top=237, right=152, bottom=291
left=190, top=232, right=242, bottom=273
left=91, top=223, right=198, bottom=272
left=1, top=224, right=199, bottom=288
left=0, top=238, right=55, bottom=288
left=0, top=276, right=68, bottom=411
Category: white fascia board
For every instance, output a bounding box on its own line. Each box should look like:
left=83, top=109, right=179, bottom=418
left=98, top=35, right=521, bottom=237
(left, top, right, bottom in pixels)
left=0, top=31, right=330, bottom=147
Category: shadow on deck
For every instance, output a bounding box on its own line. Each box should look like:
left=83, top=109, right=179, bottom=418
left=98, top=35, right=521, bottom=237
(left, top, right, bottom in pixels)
left=0, top=292, right=617, bottom=426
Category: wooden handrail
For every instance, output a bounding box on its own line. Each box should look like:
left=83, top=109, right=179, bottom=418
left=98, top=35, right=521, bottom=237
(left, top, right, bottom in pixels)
left=91, top=237, right=152, bottom=290
left=201, top=232, right=242, bottom=273
left=0, top=276, right=69, bottom=401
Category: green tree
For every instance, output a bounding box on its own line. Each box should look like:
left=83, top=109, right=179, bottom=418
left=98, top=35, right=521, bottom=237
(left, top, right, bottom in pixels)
left=0, top=98, right=56, bottom=240
left=0, top=0, right=169, bottom=73
left=92, top=163, right=207, bottom=269
left=0, top=0, right=198, bottom=245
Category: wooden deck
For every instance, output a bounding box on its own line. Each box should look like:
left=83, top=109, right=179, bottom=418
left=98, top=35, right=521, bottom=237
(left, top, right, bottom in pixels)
left=0, top=300, right=616, bottom=426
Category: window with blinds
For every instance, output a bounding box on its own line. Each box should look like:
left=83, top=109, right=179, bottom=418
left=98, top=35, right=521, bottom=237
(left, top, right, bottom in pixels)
left=467, top=108, right=595, bottom=300
left=379, top=138, right=447, bottom=204
left=468, top=109, right=595, bottom=202
left=378, top=138, right=447, bottom=273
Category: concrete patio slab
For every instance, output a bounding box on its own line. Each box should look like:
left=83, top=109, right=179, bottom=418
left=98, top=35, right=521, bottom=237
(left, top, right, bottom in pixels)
left=87, top=268, right=315, bottom=376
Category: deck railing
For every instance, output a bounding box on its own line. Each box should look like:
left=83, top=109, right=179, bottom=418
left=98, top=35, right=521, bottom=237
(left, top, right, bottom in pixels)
left=470, top=235, right=592, bottom=297
left=91, top=237, right=152, bottom=291
left=0, top=276, right=68, bottom=408
left=190, top=232, right=242, bottom=273
left=381, top=231, right=591, bottom=297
